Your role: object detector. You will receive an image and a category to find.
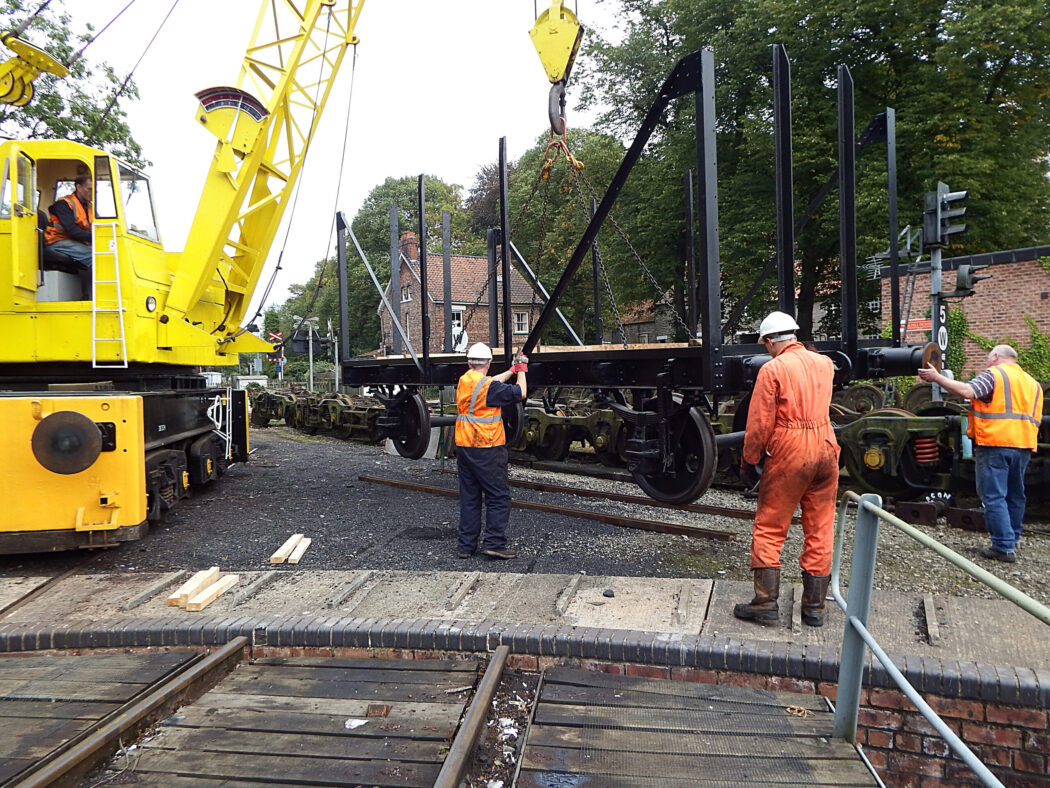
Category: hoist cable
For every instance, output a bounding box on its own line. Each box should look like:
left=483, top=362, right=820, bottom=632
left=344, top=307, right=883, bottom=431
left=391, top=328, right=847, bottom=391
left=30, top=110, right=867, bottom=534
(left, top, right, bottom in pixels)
left=4, top=0, right=54, bottom=40
left=85, top=0, right=180, bottom=146
left=67, top=0, right=137, bottom=65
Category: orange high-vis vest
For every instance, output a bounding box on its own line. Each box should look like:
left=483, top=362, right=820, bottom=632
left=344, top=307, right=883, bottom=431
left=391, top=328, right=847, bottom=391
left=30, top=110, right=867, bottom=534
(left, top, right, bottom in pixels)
left=967, top=362, right=1043, bottom=451
left=44, top=193, right=91, bottom=245
left=455, top=369, right=506, bottom=448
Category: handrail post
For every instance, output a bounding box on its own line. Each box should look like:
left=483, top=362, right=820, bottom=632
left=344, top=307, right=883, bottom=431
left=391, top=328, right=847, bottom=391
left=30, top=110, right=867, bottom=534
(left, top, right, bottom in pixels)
left=834, top=492, right=882, bottom=742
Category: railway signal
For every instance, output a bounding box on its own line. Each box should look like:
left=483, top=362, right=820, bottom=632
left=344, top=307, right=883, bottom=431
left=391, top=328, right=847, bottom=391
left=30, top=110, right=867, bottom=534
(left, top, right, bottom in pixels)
left=948, top=263, right=992, bottom=298
left=923, top=181, right=968, bottom=250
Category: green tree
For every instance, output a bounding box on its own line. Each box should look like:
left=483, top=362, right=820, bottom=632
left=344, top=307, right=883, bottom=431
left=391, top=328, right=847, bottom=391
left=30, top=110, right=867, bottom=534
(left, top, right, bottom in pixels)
left=576, top=0, right=1050, bottom=339
left=0, top=0, right=147, bottom=167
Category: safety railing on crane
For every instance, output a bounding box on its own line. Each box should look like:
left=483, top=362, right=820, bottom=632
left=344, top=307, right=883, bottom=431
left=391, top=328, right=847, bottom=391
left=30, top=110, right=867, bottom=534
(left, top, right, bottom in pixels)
left=831, top=490, right=1050, bottom=788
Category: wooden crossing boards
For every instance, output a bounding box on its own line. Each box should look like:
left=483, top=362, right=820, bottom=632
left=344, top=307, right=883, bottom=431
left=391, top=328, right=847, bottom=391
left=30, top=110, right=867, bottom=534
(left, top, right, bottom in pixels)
left=0, top=652, right=196, bottom=783
left=518, top=667, right=878, bottom=787
left=115, top=656, right=482, bottom=787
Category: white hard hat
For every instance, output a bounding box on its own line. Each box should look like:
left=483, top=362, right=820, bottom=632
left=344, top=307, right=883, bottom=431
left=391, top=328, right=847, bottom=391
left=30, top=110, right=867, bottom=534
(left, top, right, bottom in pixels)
left=466, top=342, right=492, bottom=361
left=758, top=311, right=800, bottom=340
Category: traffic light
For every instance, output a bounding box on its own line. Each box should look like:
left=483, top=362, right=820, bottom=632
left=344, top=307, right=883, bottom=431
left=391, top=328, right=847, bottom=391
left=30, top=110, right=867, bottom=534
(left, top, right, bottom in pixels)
left=922, top=181, right=968, bottom=250
left=951, top=263, right=992, bottom=297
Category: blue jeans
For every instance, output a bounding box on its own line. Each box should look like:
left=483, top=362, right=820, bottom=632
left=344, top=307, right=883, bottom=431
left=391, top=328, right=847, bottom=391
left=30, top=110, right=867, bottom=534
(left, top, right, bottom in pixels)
left=47, top=239, right=93, bottom=267
left=456, top=445, right=511, bottom=553
left=975, top=446, right=1030, bottom=552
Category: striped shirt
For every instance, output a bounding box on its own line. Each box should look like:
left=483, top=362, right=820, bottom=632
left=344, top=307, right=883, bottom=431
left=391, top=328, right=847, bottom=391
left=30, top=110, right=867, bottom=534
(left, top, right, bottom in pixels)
left=968, top=369, right=996, bottom=403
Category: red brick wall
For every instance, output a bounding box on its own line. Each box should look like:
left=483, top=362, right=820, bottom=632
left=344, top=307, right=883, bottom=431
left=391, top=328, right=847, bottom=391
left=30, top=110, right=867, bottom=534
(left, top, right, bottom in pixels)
left=881, top=260, right=1050, bottom=377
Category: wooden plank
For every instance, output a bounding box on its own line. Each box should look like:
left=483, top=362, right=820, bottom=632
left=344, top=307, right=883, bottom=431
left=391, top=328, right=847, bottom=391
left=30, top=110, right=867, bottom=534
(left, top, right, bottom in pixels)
left=129, top=749, right=440, bottom=787
left=188, top=691, right=464, bottom=725
left=0, top=700, right=117, bottom=720
left=924, top=593, right=941, bottom=646
left=446, top=571, right=479, bottom=610
left=0, top=664, right=181, bottom=685
left=540, top=683, right=825, bottom=715
left=90, top=776, right=312, bottom=788
left=521, top=745, right=876, bottom=784
left=516, top=772, right=875, bottom=788
left=0, top=653, right=191, bottom=671
left=533, top=703, right=833, bottom=737
left=0, top=680, right=153, bottom=703
left=0, top=758, right=36, bottom=783
left=542, top=667, right=827, bottom=711
left=172, top=702, right=461, bottom=740
left=0, top=716, right=95, bottom=759
left=185, top=574, right=239, bottom=611
left=525, top=724, right=858, bottom=759
left=231, top=664, right=477, bottom=686
left=143, top=727, right=446, bottom=763
left=215, top=674, right=460, bottom=702
left=287, top=537, right=312, bottom=564
left=250, top=656, right=478, bottom=672
left=168, top=567, right=220, bottom=607
left=269, top=534, right=304, bottom=564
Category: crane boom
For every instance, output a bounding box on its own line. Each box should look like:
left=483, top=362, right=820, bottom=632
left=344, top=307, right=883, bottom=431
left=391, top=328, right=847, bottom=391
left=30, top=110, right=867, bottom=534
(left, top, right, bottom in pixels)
left=167, top=0, right=364, bottom=340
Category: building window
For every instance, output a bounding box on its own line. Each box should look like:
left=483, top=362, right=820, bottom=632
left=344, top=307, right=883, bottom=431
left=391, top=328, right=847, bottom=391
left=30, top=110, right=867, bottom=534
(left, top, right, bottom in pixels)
left=639, top=332, right=649, bottom=344
left=402, top=313, right=411, bottom=342
left=513, top=311, right=528, bottom=334
left=400, top=285, right=411, bottom=302
left=451, top=309, right=464, bottom=330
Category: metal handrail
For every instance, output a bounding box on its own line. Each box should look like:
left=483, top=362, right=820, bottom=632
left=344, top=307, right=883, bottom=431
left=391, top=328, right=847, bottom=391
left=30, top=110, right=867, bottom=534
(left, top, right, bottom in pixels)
left=830, top=490, right=1049, bottom=788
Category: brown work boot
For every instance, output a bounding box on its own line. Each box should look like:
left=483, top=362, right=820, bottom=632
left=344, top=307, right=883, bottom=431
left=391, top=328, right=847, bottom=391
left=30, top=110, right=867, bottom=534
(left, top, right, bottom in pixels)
left=801, top=571, right=831, bottom=627
left=733, top=568, right=780, bottom=624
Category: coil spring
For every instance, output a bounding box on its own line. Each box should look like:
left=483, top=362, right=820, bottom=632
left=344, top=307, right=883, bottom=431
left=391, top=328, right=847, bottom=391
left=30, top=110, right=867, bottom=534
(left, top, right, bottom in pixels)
left=912, top=436, right=940, bottom=465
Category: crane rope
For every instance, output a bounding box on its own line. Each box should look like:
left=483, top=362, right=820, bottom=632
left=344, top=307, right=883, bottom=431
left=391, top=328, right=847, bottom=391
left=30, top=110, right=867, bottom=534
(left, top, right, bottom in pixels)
left=3, top=0, right=54, bottom=40
left=239, top=10, right=358, bottom=352
left=66, top=0, right=138, bottom=66
left=84, top=0, right=181, bottom=147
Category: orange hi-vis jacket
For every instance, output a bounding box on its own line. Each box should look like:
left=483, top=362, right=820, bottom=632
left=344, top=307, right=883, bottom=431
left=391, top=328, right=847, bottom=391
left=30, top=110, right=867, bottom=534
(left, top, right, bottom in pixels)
left=45, top=193, right=91, bottom=245
left=456, top=369, right=506, bottom=448
left=967, top=362, right=1043, bottom=451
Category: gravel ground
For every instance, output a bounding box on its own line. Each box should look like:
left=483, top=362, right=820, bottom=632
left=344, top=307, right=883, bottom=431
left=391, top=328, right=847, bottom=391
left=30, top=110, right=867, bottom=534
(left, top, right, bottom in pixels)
left=2, top=426, right=1048, bottom=607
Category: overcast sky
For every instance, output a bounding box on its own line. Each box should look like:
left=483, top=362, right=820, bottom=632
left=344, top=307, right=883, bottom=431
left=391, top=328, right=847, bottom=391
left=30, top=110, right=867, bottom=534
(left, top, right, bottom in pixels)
left=67, top=0, right=617, bottom=320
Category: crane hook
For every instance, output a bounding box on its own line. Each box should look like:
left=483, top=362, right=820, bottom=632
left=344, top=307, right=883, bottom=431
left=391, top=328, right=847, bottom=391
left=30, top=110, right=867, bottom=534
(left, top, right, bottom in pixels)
left=549, top=80, right=567, bottom=135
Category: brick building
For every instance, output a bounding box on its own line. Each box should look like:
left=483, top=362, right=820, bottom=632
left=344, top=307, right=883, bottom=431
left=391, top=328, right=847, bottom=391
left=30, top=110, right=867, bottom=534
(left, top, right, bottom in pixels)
left=377, top=232, right=542, bottom=355
left=603, top=298, right=678, bottom=345
left=879, top=246, right=1050, bottom=377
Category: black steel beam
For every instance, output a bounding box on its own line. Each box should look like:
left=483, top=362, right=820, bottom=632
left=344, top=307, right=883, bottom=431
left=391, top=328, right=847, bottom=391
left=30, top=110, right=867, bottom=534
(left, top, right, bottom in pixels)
left=837, top=64, right=858, bottom=361
left=417, top=175, right=431, bottom=377
left=487, top=228, right=499, bottom=346
left=683, top=172, right=697, bottom=336
left=336, top=212, right=350, bottom=363
left=442, top=210, right=453, bottom=353
left=887, top=108, right=900, bottom=347
left=773, top=44, right=795, bottom=315
left=389, top=204, right=401, bottom=354
left=499, top=137, right=513, bottom=364
left=521, top=50, right=706, bottom=355
left=695, top=49, right=724, bottom=390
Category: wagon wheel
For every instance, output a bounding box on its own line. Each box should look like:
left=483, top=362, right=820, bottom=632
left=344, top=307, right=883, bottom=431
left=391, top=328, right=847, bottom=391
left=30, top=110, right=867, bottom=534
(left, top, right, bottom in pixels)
left=391, top=391, right=432, bottom=460
left=838, top=407, right=918, bottom=498
left=840, top=383, right=886, bottom=414
left=502, top=401, right=525, bottom=448
left=631, top=404, right=717, bottom=505
left=532, top=423, right=570, bottom=461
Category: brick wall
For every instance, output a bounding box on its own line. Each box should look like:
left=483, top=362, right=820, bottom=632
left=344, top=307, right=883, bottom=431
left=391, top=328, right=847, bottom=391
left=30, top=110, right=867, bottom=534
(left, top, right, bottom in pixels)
left=881, top=260, right=1050, bottom=377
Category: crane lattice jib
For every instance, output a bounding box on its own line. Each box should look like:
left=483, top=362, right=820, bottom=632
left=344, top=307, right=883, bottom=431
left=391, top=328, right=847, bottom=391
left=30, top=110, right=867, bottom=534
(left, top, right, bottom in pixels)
left=166, top=0, right=364, bottom=332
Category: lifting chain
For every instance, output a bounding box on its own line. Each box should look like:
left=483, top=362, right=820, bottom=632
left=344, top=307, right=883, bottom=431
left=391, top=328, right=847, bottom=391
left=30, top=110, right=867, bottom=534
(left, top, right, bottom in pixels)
left=569, top=165, right=694, bottom=341
left=540, top=126, right=584, bottom=181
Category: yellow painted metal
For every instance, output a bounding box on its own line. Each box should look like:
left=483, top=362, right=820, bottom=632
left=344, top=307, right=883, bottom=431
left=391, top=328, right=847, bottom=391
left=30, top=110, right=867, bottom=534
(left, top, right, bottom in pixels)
left=0, top=0, right=365, bottom=369
left=0, top=34, right=68, bottom=106
left=0, top=395, right=146, bottom=533
left=529, top=0, right=584, bottom=84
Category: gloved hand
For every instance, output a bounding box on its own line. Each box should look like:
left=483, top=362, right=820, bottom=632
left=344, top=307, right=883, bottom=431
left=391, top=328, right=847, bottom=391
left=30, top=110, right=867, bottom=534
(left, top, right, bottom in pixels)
left=510, top=363, right=527, bottom=374
left=510, top=353, right=528, bottom=374
left=739, top=459, right=762, bottom=492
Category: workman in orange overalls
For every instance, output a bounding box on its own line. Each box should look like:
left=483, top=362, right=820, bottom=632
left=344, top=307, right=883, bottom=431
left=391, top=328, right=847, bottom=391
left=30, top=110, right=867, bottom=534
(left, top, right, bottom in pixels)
left=734, top=312, right=840, bottom=627
left=455, top=342, right=527, bottom=560
left=45, top=174, right=94, bottom=299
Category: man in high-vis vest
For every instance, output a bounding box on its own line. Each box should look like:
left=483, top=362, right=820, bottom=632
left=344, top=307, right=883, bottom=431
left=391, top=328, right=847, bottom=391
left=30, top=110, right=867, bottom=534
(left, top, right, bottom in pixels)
left=45, top=174, right=93, bottom=268
left=455, top=342, right=527, bottom=560
left=919, top=344, right=1043, bottom=562
left=734, top=311, right=840, bottom=627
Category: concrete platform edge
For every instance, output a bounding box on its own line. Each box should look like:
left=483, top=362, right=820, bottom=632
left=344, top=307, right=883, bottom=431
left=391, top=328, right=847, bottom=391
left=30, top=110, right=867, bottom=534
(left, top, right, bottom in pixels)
left=0, top=615, right=1047, bottom=709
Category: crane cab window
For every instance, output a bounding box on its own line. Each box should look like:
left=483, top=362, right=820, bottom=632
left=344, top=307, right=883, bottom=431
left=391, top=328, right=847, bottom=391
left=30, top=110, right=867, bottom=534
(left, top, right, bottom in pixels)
left=117, top=163, right=158, bottom=243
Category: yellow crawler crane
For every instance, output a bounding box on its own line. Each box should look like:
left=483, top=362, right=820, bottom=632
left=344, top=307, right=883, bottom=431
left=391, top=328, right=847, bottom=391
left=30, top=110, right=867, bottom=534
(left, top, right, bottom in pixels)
left=0, top=0, right=364, bottom=553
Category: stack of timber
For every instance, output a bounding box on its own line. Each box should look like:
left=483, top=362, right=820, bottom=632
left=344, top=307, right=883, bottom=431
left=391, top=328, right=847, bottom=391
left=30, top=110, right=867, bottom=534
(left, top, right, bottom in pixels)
left=166, top=567, right=239, bottom=612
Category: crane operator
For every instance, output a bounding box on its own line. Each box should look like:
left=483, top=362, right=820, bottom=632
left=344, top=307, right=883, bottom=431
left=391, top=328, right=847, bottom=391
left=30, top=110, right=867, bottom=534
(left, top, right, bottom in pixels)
left=44, top=174, right=93, bottom=298
left=455, top=343, right=528, bottom=560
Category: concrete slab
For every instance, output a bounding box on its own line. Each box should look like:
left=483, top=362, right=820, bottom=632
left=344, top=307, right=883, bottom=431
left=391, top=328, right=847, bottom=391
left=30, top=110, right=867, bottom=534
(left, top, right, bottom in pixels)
left=563, top=577, right=713, bottom=634
left=934, top=595, right=1050, bottom=670
left=348, top=571, right=471, bottom=619
left=0, top=577, right=51, bottom=614
left=4, top=573, right=188, bottom=623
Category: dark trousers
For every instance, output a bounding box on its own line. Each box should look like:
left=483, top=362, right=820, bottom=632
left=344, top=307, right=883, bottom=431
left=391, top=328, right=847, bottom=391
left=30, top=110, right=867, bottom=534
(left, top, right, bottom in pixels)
left=457, top=444, right=511, bottom=553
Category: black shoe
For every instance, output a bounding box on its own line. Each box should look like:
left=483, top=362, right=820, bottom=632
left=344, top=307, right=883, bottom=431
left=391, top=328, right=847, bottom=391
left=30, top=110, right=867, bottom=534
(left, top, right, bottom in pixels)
left=978, top=546, right=1016, bottom=563
left=457, top=550, right=474, bottom=559
left=481, top=547, right=517, bottom=560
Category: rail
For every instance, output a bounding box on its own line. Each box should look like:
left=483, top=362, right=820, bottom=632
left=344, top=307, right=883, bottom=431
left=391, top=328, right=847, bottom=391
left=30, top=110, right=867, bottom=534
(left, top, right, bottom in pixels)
left=831, top=490, right=1050, bottom=788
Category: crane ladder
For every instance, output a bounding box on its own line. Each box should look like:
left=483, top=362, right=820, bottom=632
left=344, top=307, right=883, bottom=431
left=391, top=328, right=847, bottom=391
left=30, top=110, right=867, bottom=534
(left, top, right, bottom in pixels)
left=90, top=220, right=128, bottom=369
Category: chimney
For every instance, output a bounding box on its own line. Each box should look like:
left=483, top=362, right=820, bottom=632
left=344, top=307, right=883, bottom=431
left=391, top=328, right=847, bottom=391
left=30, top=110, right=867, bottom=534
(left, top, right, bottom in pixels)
left=400, top=231, right=418, bottom=262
